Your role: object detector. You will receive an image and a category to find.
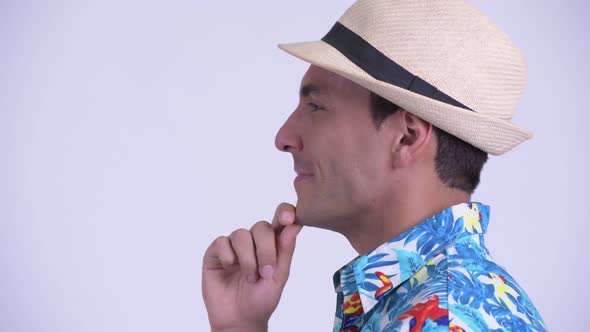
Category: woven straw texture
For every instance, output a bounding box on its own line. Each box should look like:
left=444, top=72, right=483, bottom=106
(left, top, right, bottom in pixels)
left=279, top=0, right=532, bottom=155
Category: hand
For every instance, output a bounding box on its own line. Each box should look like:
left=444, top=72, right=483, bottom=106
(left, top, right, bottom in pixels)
left=202, top=203, right=303, bottom=332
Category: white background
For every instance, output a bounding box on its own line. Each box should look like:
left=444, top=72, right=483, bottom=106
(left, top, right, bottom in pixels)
left=1, top=0, right=587, bottom=330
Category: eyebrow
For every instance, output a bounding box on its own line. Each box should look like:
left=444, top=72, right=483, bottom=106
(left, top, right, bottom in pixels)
left=300, top=84, right=323, bottom=98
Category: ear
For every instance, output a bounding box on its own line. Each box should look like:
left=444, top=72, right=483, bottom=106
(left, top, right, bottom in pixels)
left=391, top=110, right=434, bottom=168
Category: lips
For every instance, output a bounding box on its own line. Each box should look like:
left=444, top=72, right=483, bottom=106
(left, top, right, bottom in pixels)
left=294, top=170, right=313, bottom=182
left=294, top=161, right=314, bottom=185
left=294, top=173, right=313, bottom=185
left=294, top=163, right=314, bottom=177
left=295, top=170, right=314, bottom=177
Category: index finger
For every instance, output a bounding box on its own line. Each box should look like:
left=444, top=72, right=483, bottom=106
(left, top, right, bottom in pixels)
left=271, top=202, right=296, bottom=231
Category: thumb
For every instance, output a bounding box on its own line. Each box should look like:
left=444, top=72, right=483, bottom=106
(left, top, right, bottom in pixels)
left=275, top=223, right=303, bottom=284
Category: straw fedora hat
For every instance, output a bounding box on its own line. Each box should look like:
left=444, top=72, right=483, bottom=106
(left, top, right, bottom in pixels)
left=278, top=0, right=531, bottom=155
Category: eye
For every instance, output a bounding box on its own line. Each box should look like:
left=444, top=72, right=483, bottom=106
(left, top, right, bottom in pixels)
left=307, top=102, right=324, bottom=112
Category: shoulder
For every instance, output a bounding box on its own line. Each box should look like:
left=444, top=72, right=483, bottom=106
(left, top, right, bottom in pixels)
left=445, top=236, right=547, bottom=331
left=372, top=237, right=546, bottom=331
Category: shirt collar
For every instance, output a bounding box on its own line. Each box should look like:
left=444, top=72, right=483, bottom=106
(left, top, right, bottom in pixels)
left=333, top=202, right=490, bottom=314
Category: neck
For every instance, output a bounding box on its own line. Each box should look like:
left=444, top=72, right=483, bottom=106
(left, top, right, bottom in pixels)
left=342, top=183, right=471, bottom=255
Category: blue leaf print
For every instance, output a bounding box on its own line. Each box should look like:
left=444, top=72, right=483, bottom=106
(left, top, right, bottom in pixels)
left=493, top=311, right=532, bottom=331
left=330, top=203, right=546, bottom=332
left=448, top=269, right=490, bottom=308
left=365, top=260, right=399, bottom=270
left=422, top=319, right=450, bottom=332
left=362, top=281, right=380, bottom=292
left=392, top=249, right=424, bottom=281
left=449, top=304, right=491, bottom=332
left=366, top=253, right=389, bottom=263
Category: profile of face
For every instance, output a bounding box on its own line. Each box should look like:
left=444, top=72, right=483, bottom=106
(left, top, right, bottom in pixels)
left=274, top=65, right=396, bottom=232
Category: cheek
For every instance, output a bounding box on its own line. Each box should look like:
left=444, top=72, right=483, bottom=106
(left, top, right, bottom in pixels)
left=310, top=115, right=387, bottom=192
left=323, top=137, right=386, bottom=195
left=345, top=134, right=390, bottom=189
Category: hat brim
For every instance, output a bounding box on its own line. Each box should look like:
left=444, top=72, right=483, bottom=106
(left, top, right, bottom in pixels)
left=278, top=40, right=532, bottom=156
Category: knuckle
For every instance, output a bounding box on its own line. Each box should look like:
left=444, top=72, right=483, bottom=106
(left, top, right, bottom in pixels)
left=251, top=220, right=271, bottom=232
left=230, top=228, right=250, bottom=242
left=208, top=236, right=228, bottom=255
left=212, top=235, right=227, bottom=247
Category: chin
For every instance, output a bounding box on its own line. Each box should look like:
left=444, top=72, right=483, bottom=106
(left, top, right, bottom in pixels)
left=294, top=202, right=341, bottom=231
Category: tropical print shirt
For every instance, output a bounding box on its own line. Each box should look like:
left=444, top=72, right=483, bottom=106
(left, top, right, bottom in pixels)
left=332, top=202, right=546, bottom=331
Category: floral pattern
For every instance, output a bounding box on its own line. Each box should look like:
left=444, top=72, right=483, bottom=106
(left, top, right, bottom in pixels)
left=332, top=202, right=546, bottom=331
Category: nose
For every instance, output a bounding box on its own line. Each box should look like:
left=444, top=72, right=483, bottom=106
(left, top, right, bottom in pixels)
left=274, top=111, right=303, bottom=153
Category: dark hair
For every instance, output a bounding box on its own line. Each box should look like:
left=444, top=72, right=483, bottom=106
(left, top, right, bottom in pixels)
left=369, top=92, right=488, bottom=194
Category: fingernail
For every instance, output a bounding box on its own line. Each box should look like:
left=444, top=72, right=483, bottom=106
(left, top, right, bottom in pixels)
left=260, top=265, right=273, bottom=279
left=246, top=272, right=257, bottom=283
left=281, top=211, right=294, bottom=223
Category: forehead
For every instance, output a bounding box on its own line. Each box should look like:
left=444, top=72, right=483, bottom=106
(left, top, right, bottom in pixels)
left=300, top=65, right=368, bottom=99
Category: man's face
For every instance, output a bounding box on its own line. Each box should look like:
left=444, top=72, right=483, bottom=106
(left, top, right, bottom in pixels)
left=275, top=65, right=393, bottom=231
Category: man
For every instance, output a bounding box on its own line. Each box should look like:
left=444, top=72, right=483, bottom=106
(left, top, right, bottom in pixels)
left=202, top=0, right=546, bottom=331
